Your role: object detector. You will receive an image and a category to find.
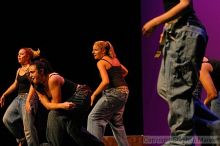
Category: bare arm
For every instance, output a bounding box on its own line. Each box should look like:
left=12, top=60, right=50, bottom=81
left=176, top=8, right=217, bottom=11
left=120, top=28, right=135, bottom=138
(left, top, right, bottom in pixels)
left=38, top=75, right=75, bottom=110
left=142, top=0, right=191, bottom=36
left=49, top=75, right=62, bottom=103
left=199, top=63, right=217, bottom=105
left=91, top=61, right=109, bottom=106
left=36, top=90, right=60, bottom=110
left=36, top=90, right=75, bottom=111
left=25, top=85, right=37, bottom=112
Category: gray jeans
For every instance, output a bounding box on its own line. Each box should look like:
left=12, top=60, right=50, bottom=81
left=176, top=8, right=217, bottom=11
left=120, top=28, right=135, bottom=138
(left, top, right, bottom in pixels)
left=87, top=86, right=129, bottom=146
left=3, top=93, right=39, bottom=146
left=157, top=24, right=220, bottom=145
left=45, top=85, right=104, bottom=146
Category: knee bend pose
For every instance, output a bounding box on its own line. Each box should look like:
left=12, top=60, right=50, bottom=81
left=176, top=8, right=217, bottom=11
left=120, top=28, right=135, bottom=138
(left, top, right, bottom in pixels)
left=87, top=40, right=129, bottom=146
left=27, top=59, right=104, bottom=146
left=0, top=47, right=40, bottom=146
left=142, top=0, right=220, bottom=145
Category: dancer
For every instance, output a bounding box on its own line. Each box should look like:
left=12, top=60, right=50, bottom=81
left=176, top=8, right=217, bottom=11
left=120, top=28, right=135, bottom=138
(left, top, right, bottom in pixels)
left=87, top=40, right=129, bottom=146
left=142, top=0, right=220, bottom=145
left=0, top=47, right=40, bottom=146
left=27, top=58, right=104, bottom=146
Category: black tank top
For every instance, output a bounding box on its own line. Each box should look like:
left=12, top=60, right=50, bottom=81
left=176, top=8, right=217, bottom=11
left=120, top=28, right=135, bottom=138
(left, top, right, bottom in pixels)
left=163, top=0, right=202, bottom=23
left=17, top=72, right=30, bottom=93
left=101, top=59, right=127, bottom=89
left=61, top=78, right=78, bottom=101
left=33, top=73, right=78, bottom=101
left=163, top=0, right=194, bottom=17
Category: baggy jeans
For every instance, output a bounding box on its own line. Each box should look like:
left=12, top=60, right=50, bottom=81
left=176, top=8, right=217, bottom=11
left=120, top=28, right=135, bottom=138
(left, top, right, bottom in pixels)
left=3, top=93, right=39, bottom=146
left=157, top=24, right=220, bottom=145
left=87, top=86, right=129, bottom=146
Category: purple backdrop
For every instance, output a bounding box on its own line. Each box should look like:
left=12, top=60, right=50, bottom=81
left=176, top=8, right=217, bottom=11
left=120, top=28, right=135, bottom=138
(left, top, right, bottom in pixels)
left=141, top=1, right=220, bottom=146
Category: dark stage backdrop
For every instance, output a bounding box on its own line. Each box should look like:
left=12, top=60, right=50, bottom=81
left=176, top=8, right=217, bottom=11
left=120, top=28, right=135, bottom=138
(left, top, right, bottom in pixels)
left=0, top=1, right=142, bottom=145
left=142, top=0, right=220, bottom=146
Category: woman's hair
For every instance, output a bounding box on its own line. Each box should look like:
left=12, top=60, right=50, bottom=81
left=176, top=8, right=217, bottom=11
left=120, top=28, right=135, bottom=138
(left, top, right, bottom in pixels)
left=21, top=47, right=41, bottom=60
left=94, top=40, right=117, bottom=58
left=30, top=58, right=54, bottom=75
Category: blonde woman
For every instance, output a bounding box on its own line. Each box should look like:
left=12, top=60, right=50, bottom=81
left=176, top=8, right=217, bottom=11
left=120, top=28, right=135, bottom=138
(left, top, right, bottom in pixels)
left=0, top=47, right=40, bottom=146
left=88, top=41, right=129, bottom=146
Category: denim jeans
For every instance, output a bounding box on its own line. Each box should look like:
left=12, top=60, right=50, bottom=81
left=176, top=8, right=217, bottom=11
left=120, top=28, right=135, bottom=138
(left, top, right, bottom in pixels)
left=46, top=85, right=104, bottom=146
left=211, top=91, right=220, bottom=118
left=157, top=24, right=220, bottom=145
left=2, top=93, right=39, bottom=146
left=87, top=86, right=129, bottom=146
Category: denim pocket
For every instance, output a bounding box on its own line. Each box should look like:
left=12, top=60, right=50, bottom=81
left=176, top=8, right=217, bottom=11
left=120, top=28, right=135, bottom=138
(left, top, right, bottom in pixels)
left=105, top=87, right=129, bottom=102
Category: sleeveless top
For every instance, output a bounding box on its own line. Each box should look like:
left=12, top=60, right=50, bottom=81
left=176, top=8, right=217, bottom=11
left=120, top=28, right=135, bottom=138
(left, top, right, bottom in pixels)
left=33, top=73, right=78, bottom=102
left=163, top=0, right=203, bottom=27
left=101, top=59, right=127, bottom=89
left=17, top=69, right=30, bottom=93
left=163, top=0, right=194, bottom=18
left=60, top=78, right=78, bottom=101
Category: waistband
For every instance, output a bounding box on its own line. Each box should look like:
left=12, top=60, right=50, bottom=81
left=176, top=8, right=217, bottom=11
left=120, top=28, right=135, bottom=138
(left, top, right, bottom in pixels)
left=166, top=17, right=204, bottom=31
left=76, top=84, right=90, bottom=91
left=167, top=17, right=181, bottom=25
left=116, top=86, right=128, bottom=89
left=18, top=93, right=28, bottom=98
left=18, top=93, right=28, bottom=95
left=186, top=20, right=204, bottom=28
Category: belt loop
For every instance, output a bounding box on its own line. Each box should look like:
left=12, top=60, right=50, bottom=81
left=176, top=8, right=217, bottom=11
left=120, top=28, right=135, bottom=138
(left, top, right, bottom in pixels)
left=76, top=84, right=83, bottom=92
left=18, top=93, right=28, bottom=98
left=187, top=21, right=190, bottom=26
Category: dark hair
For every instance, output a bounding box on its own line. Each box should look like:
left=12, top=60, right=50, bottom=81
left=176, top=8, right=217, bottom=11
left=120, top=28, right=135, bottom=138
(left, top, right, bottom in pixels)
left=30, top=58, right=54, bottom=75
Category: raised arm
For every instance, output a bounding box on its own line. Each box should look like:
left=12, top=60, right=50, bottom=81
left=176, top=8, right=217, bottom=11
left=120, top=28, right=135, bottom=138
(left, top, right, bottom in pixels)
left=90, top=61, right=109, bottom=106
